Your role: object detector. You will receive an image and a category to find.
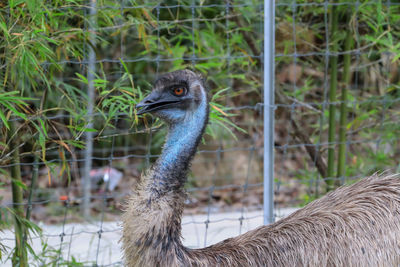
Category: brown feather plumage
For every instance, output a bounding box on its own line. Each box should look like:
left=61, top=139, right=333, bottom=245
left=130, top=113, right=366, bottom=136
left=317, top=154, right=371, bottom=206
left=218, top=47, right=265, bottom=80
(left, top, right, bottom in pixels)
left=123, top=174, right=400, bottom=266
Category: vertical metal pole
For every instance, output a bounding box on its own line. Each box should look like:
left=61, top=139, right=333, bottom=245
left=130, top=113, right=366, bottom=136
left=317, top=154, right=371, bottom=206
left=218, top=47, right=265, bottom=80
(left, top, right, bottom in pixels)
left=263, top=0, right=275, bottom=225
left=82, top=0, right=97, bottom=219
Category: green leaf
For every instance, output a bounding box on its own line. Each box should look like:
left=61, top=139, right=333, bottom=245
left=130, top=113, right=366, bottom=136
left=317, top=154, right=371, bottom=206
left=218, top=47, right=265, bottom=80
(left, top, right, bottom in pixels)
left=0, top=101, right=27, bottom=120
left=0, top=110, right=9, bottom=129
left=37, top=118, right=48, bottom=138
left=11, top=178, right=27, bottom=190
left=0, top=20, right=9, bottom=38
left=74, top=126, right=98, bottom=133
left=75, top=73, right=88, bottom=84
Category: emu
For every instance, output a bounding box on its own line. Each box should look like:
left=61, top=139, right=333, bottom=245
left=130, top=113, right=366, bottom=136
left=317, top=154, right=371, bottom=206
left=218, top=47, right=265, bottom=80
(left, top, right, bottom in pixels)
left=122, top=69, right=400, bottom=266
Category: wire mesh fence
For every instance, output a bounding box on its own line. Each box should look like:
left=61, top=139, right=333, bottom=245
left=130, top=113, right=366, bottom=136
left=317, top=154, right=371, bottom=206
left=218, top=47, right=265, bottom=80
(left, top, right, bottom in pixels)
left=274, top=0, right=400, bottom=211
left=0, top=0, right=399, bottom=266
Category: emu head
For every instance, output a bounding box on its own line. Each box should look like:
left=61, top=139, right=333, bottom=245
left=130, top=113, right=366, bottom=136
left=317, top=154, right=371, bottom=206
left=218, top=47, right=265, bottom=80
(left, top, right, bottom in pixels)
left=136, top=69, right=207, bottom=124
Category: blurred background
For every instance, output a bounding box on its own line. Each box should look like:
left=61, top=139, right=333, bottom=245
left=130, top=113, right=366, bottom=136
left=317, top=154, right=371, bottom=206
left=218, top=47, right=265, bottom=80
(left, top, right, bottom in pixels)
left=0, top=0, right=399, bottom=266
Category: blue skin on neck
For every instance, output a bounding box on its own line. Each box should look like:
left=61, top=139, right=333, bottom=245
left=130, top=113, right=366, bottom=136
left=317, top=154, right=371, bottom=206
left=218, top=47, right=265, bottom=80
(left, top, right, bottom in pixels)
left=152, top=95, right=208, bottom=190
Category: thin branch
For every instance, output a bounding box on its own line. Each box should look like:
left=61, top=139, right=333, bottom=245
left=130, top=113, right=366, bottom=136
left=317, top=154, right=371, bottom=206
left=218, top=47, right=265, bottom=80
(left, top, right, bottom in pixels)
left=276, top=91, right=328, bottom=178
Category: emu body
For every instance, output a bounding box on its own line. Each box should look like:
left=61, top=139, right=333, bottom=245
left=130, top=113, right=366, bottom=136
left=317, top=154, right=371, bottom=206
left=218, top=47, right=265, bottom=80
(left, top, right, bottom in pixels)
left=122, top=70, right=400, bottom=266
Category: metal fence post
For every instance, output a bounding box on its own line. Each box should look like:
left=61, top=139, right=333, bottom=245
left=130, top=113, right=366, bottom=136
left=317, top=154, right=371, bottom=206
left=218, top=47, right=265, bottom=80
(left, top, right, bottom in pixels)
left=82, top=0, right=97, bottom=219
left=263, top=0, right=275, bottom=225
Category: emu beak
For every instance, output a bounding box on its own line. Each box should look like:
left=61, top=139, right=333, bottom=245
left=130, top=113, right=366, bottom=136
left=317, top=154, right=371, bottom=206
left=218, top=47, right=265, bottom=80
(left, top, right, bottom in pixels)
left=136, top=92, right=180, bottom=115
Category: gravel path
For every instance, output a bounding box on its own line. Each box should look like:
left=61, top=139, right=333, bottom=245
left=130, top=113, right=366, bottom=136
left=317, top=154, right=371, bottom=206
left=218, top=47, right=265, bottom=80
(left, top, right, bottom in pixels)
left=0, top=208, right=298, bottom=266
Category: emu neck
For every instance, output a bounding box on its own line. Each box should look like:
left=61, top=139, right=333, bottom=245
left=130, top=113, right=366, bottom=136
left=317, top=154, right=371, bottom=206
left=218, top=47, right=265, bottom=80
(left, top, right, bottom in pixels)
left=151, top=100, right=209, bottom=193
left=122, top=94, right=209, bottom=266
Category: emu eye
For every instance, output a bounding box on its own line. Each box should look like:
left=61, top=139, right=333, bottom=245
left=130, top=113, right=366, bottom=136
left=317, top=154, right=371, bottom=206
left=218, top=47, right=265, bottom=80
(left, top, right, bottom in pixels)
left=173, top=87, right=186, bottom=96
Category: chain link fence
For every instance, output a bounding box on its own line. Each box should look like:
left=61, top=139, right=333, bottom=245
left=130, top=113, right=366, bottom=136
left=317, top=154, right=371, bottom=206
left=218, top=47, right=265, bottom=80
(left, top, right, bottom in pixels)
left=0, top=0, right=399, bottom=266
